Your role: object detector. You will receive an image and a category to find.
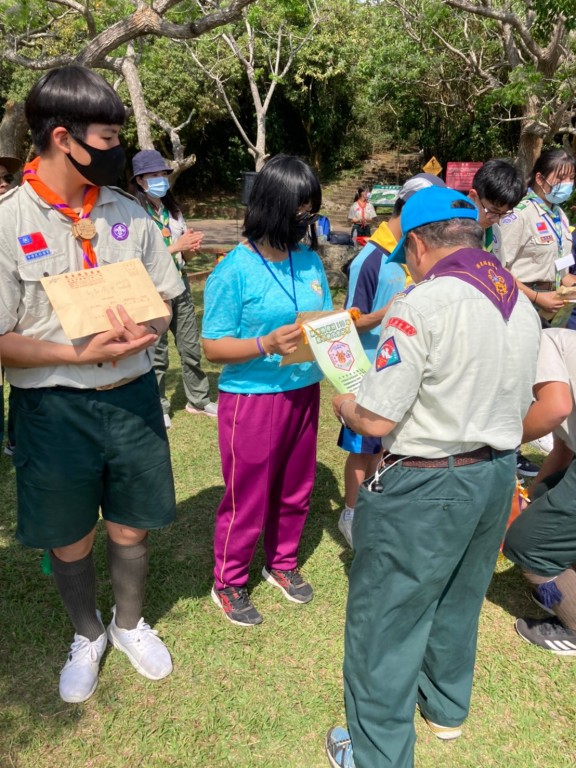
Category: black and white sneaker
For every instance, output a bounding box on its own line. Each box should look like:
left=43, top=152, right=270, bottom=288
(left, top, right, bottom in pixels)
left=515, top=617, right=576, bottom=655
left=516, top=452, right=540, bottom=478
left=211, top=584, right=263, bottom=627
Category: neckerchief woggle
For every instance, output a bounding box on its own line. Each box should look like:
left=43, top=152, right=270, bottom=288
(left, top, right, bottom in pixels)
left=423, top=248, right=518, bottom=321
left=23, top=156, right=100, bottom=269
left=146, top=201, right=181, bottom=272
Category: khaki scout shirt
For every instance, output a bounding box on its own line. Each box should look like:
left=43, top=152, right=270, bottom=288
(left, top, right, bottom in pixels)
left=355, top=274, right=541, bottom=458
left=493, top=196, right=573, bottom=283
left=0, top=183, right=184, bottom=389
left=534, top=328, right=576, bottom=454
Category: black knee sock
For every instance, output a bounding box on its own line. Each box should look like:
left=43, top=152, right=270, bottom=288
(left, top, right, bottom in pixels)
left=107, top=536, right=149, bottom=630
left=50, top=550, right=104, bottom=642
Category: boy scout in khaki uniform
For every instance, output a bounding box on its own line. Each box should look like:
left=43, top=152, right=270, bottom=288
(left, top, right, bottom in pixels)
left=325, top=187, right=541, bottom=768
left=493, top=149, right=576, bottom=319
left=504, top=328, right=576, bottom=653
left=0, top=66, right=184, bottom=703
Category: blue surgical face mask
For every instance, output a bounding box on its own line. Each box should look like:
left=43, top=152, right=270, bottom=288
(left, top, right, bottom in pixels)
left=545, top=182, right=574, bottom=206
left=145, top=176, right=170, bottom=199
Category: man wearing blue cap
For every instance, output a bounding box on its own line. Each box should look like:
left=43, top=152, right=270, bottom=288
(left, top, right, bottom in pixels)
left=326, top=186, right=541, bottom=768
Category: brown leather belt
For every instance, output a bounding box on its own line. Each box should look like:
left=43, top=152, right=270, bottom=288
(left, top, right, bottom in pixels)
left=380, top=445, right=495, bottom=469
left=529, top=281, right=555, bottom=291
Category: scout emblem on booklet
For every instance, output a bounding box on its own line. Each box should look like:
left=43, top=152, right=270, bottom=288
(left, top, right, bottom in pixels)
left=72, top=218, right=97, bottom=240
left=281, top=310, right=371, bottom=394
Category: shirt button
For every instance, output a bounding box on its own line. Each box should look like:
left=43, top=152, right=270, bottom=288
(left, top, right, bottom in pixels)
left=43, top=272, right=49, bottom=277
left=97, top=363, right=103, bottom=368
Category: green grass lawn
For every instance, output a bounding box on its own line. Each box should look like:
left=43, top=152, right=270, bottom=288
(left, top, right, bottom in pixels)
left=1, top=285, right=575, bottom=767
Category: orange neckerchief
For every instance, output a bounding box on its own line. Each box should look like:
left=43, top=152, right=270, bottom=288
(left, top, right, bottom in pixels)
left=23, top=156, right=100, bottom=269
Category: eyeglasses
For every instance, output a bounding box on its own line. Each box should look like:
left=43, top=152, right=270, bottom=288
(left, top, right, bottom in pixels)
left=480, top=200, right=513, bottom=220
left=296, top=211, right=319, bottom=225
left=0, top=174, right=14, bottom=184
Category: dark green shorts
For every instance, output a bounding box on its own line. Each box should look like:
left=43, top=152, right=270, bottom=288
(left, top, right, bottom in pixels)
left=12, top=371, right=176, bottom=549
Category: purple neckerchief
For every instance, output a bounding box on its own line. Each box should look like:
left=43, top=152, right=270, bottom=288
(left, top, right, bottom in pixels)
left=422, top=248, right=518, bottom=321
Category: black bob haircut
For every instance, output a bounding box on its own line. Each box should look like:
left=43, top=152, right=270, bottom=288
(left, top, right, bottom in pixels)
left=472, top=159, right=525, bottom=209
left=243, top=154, right=322, bottom=251
left=529, top=148, right=576, bottom=188
left=25, top=65, right=126, bottom=154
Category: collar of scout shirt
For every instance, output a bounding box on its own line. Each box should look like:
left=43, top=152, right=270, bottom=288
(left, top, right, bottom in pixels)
left=22, top=181, right=122, bottom=212
left=423, top=247, right=519, bottom=321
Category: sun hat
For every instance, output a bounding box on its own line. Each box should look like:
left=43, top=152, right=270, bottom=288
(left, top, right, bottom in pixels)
left=131, top=149, right=173, bottom=181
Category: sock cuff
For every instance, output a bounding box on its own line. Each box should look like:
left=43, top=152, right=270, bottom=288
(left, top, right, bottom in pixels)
left=50, top=549, right=94, bottom=576
left=107, top=536, right=148, bottom=560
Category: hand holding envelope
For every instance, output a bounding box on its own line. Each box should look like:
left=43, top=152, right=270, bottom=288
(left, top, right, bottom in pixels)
left=40, top=259, right=170, bottom=341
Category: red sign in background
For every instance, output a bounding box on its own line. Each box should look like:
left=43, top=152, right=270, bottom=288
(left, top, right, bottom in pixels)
left=445, top=161, right=483, bottom=191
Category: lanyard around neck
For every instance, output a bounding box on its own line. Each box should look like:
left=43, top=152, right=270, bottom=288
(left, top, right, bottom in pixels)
left=249, top=240, right=299, bottom=312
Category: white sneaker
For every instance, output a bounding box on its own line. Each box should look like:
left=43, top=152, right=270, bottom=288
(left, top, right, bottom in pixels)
left=59, top=621, right=107, bottom=703
left=529, top=433, right=553, bottom=455
left=185, top=401, right=218, bottom=417
left=163, top=414, right=172, bottom=429
left=107, top=606, right=173, bottom=680
left=338, top=507, right=354, bottom=548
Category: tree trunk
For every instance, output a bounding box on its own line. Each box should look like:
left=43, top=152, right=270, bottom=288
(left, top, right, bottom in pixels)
left=120, top=48, right=154, bottom=150
left=0, top=100, right=29, bottom=161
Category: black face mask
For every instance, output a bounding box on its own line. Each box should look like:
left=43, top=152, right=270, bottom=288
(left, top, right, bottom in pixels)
left=67, top=134, right=126, bottom=187
left=294, top=220, right=310, bottom=243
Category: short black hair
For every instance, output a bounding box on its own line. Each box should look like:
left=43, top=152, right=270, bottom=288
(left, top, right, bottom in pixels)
left=529, top=148, right=576, bottom=187
left=472, top=159, right=525, bottom=209
left=243, top=154, right=322, bottom=251
left=25, top=65, right=126, bottom=153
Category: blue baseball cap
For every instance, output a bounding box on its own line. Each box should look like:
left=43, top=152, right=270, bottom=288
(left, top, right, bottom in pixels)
left=386, top=186, right=479, bottom=264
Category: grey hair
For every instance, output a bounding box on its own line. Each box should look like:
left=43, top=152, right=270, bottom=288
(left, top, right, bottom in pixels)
left=409, top=217, right=484, bottom=250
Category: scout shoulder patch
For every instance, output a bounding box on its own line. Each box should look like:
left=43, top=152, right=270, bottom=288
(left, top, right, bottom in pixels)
left=386, top=316, right=417, bottom=336
left=375, top=336, right=401, bottom=371
left=501, top=213, right=517, bottom=225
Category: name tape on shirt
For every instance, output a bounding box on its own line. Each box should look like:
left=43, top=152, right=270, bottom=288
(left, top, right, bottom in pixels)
left=18, top=232, right=51, bottom=261
left=386, top=316, right=417, bottom=336
left=375, top=336, right=401, bottom=372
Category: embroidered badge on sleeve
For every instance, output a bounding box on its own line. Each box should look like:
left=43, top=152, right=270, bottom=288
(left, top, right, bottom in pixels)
left=386, top=316, right=417, bottom=336
left=375, top=337, right=401, bottom=371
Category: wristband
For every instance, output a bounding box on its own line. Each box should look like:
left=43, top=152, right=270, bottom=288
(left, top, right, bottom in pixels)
left=532, top=290, right=539, bottom=306
left=256, top=336, right=266, bottom=356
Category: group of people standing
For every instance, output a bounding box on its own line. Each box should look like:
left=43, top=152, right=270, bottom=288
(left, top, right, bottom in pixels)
left=1, top=62, right=576, bottom=768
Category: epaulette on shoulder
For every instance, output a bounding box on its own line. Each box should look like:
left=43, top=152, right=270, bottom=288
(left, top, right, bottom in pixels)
left=107, top=185, right=139, bottom=203
left=516, top=202, right=527, bottom=211
left=0, top=186, right=19, bottom=205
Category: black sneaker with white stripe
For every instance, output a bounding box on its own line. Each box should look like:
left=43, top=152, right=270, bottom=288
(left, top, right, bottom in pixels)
left=515, top=617, right=576, bottom=655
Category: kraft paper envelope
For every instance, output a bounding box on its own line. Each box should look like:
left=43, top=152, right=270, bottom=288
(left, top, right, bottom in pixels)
left=41, top=259, right=170, bottom=340
left=280, top=310, right=346, bottom=365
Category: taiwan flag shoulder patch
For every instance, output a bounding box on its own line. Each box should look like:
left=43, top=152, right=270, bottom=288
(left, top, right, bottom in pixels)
left=18, top=232, right=51, bottom=261
left=375, top=337, right=401, bottom=372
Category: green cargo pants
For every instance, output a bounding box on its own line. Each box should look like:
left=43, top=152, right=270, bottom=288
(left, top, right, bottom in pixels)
left=343, top=451, right=515, bottom=768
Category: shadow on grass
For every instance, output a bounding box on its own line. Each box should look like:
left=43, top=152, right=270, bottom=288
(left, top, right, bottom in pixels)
left=0, top=456, right=342, bottom=761
left=485, top=557, right=539, bottom=621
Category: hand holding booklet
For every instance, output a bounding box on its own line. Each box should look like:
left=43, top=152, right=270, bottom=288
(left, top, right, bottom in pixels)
left=40, top=259, right=170, bottom=340
left=281, top=310, right=371, bottom=394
